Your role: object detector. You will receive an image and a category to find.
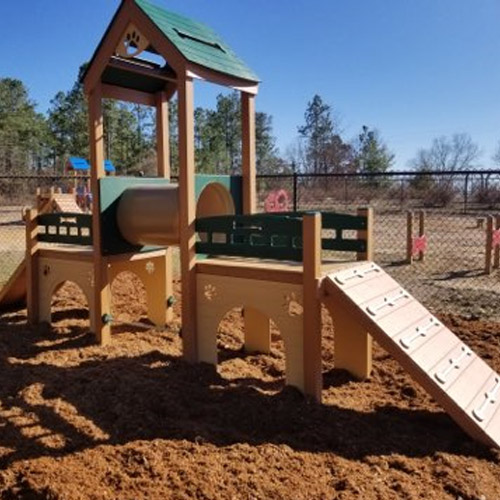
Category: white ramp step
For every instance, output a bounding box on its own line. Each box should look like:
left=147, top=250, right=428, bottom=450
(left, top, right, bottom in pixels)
left=322, top=262, right=500, bottom=449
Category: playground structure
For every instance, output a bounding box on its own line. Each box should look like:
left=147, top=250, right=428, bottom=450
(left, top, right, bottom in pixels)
left=0, top=0, right=499, bottom=449
left=485, top=214, right=500, bottom=274
left=406, top=210, right=427, bottom=264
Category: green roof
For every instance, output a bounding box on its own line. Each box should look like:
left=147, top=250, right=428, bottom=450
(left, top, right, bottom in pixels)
left=134, top=0, right=259, bottom=83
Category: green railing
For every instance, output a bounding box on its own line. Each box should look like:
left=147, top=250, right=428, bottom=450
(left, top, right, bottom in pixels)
left=195, top=211, right=367, bottom=261
left=37, top=212, right=93, bottom=246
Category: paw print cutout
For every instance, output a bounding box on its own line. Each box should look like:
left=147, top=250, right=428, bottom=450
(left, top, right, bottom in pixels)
left=116, top=24, right=149, bottom=59
left=283, top=292, right=303, bottom=317
left=145, top=261, right=155, bottom=275
left=204, top=284, right=217, bottom=302
left=43, top=265, right=51, bottom=277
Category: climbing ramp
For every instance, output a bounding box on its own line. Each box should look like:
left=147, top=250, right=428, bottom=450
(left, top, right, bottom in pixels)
left=52, top=194, right=82, bottom=214
left=322, top=262, right=500, bottom=449
left=0, top=259, right=26, bottom=311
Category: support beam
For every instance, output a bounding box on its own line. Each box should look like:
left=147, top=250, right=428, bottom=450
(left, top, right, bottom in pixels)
left=26, top=208, right=39, bottom=325
left=241, top=92, right=256, bottom=214
left=88, top=83, right=112, bottom=345
left=156, top=90, right=174, bottom=323
left=302, top=213, right=322, bottom=401
left=102, top=84, right=156, bottom=107
left=357, top=206, right=374, bottom=261
left=177, top=77, right=197, bottom=361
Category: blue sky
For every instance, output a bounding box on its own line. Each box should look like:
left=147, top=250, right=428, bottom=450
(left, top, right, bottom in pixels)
left=1, top=0, right=499, bottom=168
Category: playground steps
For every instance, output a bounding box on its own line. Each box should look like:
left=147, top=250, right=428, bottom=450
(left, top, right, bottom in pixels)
left=322, top=262, right=500, bottom=449
left=52, top=194, right=82, bottom=214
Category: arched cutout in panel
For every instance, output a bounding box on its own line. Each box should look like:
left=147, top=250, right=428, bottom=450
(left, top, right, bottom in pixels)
left=216, top=306, right=286, bottom=392
left=50, top=281, right=90, bottom=327
left=110, top=271, right=149, bottom=332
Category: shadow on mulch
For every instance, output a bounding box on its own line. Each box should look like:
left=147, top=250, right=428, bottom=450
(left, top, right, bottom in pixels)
left=0, top=311, right=495, bottom=470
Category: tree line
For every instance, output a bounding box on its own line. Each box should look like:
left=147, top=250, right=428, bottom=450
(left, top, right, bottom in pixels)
left=0, top=67, right=494, bottom=178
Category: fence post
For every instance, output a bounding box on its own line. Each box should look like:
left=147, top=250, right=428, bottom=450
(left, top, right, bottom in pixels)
left=485, top=215, right=494, bottom=274
left=293, top=171, right=298, bottom=212
left=357, top=206, right=373, bottom=261
left=406, top=211, right=414, bottom=264
left=463, top=174, right=469, bottom=214
left=494, top=215, right=500, bottom=270
left=418, top=210, right=425, bottom=262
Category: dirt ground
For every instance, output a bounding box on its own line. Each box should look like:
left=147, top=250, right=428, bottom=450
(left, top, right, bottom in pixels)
left=0, top=276, right=499, bottom=499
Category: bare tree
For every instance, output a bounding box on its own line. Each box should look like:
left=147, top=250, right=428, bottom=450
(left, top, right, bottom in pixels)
left=411, top=133, right=481, bottom=172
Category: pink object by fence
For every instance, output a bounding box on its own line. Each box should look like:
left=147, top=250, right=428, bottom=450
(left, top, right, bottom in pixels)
left=264, top=189, right=290, bottom=212
left=412, top=234, right=427, bottom=256
left=492, top=229, right=500, bottom=248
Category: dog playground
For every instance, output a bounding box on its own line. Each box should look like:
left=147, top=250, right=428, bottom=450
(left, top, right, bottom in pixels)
left=1, top=0, right=500, bottom=498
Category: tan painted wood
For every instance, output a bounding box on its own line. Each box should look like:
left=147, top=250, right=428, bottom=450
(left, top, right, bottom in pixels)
left=244, top=307, right=271, bottom=354
left=38, top=255, right=96, bottom=332
left=406, top=211, right=414, bottom=264
left=26, top=208, right=39, bottom=324
left=321, top=264, right=500, bottom=448
left=241, top=92, right=256, bottom=214
left=196, top=273, right=305, bottom=390
left=88, top=83, right=111, bottom=345
left=186, top=63, right=258, bottom=95
left=485, top=215, right=494, bottom=274
left=127, top=0, right=186, bottom=74
left=38, top=247, right=94, bottom=262
left=302, top=213, right=323, bottom=400
left=356, top=206, right=373, bottom=261
left=178, top=76, right=197, bottom=361
left=108, top=254, right=168, bottom=326
left=156, top=89, right=174, bottom=323
left=83, top=0, right=135, bottom=94
left=102, top=84, right=156, bottom=106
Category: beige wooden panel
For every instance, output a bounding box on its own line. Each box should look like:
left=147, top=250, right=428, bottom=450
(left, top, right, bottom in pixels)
left=321, top=262, right=500, bottom=449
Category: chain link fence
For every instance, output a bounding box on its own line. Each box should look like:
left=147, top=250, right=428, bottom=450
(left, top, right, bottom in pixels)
left=1, top=172, right=500, bottom=320
left=258, top=171, right=500, bottom=320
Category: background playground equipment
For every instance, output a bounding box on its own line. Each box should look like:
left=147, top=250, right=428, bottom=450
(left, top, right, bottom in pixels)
left=406, top=210, right=427, bottom=264
left=1, top=0, right=500, bottom=450
left=264, top=189, right=290, bottom=212
left=485, top=214, right=500, bottom=274
left=35, top=186, right=82, bottom=215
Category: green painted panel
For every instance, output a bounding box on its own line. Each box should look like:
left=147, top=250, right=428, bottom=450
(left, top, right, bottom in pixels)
left=38, top=212, right=93, bottom=246
left=195, top=211, right=369, bottom=261
left=134, top=0, right=259, bottom=83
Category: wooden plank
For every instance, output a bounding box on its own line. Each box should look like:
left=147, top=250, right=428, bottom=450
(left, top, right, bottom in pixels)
left=321, top=264, right=500, bottom=448
left=102, top=83, right=156, bottom=106
left=88, top=83, right=111, bottom=345
left=26, top=209, right=39, bottom=324
left=302, top=213, right=322, bottom=401
left=356, top=206, right=373, bottom=261
left=241, top=93, right=256, bottom=214
left=187, top=63, right=258, bottom=95
left=178, top=76, right=197, bottom=362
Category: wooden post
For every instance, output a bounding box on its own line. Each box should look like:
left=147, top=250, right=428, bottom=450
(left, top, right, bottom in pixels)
left=418, top=210, right=425, bottom=262
left=485, top=215, right=494, bottom=274
left=357, top=206, right=373, bottom=261
left=302, top=212, right=322, bottom=401
left=88, top=83, right=112, bottom=344
left=406, top=210, right=414, bottom=264
left=156, top=89, right=174, bottom=323
left=178, top=76, right=198, bottom=362
left=494, top=215, right=500, bottom=270
left=241, top=92, right=256, bottom=214
left=244, top=307, right=271, bottom=354
left=26, top=208, right=39, bottom=325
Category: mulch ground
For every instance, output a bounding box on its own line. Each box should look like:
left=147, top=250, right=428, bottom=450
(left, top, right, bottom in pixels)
left=0, top=274, right=499, bottom=499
